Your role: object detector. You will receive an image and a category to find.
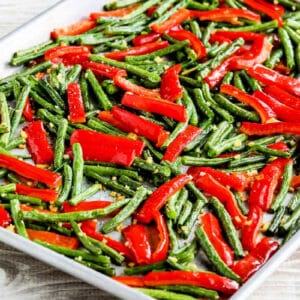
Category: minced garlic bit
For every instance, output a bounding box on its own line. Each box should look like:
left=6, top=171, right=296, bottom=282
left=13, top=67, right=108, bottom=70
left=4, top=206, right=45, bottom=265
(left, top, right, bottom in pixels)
left=146, top=156, right=153, bottom=164
left=168, top=256, right=178, bottom=263
left=49, top=204, right=58, bottom=212
left=36, top=164, right=48, bottom=169
left=128, top=262, right=135, bottom=268
left=116, top=224, right=124, bottom=232
left=261, top=222, right=270, bottom=233
left=127, top=132, right=138, bottom=140
left=18, top=144, right=26, bottom=149
left=154, top=56, right=164, bottom=63
left=233, top=140, right=242, bottom=148
left=110, top=191, right=117, bottom=198
left=6, top=224, right=15, bottom=233
left=20, top=130, right=28, bottom=139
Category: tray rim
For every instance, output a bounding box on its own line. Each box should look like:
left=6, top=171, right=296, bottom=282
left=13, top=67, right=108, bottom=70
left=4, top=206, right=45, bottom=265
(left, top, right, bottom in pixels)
left=0, top=1, right=300, bottom=299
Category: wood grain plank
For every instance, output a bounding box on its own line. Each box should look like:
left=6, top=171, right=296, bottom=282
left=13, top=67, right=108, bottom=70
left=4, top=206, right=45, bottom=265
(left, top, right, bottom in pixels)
left=0, top=1, right=299, bottom=299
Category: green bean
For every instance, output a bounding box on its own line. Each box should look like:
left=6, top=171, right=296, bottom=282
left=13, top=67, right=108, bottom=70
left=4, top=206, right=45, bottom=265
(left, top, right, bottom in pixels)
left=56, top=164, right=73, bottom=206
left=170, top=240, right=197, bottom=264
left=296, top=43, right=300, bottom=73
left=234, top=191, right=248, bottom=216
left=288, top=189, right=300, bottom=213
left=240, top=70, right=262, bottom=92
left=266, top=48, right=284, bottom=69
left=222, top=72, right=234, bottom=85
left=133, top=157, right=171, bottom=178
left=80, top=73, right=94, bottom=112
left=282, top=219, right=300, bottom=244
left=118, top=175, right=142, bottom=190
left=182, top=90, right=198, bottom=126
left=136, top=288, right=198, bottom=300
left=167, top=257, right=198, bottom=271
left=84, top=165, right=139, bottom=179
left=227, top=20, right=278, bottom=32
left=71, top=143, right=84, bottom=198
left=278, top=27, right=295, bottom=70
left=165, top=190, right=180, bottom=220
left=66, top=64, right=82, bottom=84
left=0, top=93, right=11, bottom=146
left=124, top=261, right=166, bottom=275
left=184, top=126, right=212, bottom=152
left=251, top=144, right=291, bottom=158
left=177, top=201, right=193, bottom=226
left=53, top=119, right=68, bottom=170
left=0, top=183, right=16, bottom=193
left=189, top=20, right=202, bottom=39
left=167, top=220, right=179, bottom=252
left=10, top=199, right=28, bottom=238
left=182, top=156, right=233, bottom=166
left=79, top=34, right=115, bottom=45
left=161, top=122, right=188, bottom=150
left=280, top=205, right=300, bottom=233
left=193, top=88, right=215, bottom=119
left=154, top=0, right=177, bottom=17
left=202, top=22, right=216, bottom=47
left=87, top=118, right=126, bottom=136
left=1, top=193, right=42, bottom=206
left=284, top=26, right=300, bottom=44
left=210, top=197, right=245, bottom=258
left=75, top=259, right=115, bottom=276
left=224, top=162, right=266, bottom=173
left=69, top=184, right=101, bottom=206
left=270, top=162, right=293, bottom=212
left=233, top=72, right=247, bottom=92
left=267, top=206, right=286, bottom=236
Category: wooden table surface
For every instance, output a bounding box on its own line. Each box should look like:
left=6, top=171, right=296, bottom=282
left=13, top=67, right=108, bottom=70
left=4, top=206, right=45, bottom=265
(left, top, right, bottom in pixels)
left=0, top=1, right=299, bottom=299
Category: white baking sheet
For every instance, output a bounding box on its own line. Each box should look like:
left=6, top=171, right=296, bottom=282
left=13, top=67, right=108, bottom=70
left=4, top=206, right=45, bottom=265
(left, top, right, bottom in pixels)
left=0, top=1, right=299, bottom=299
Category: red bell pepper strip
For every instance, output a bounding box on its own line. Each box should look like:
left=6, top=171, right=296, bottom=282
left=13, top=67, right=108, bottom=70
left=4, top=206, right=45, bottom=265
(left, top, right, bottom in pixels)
left=104, top=41, right=169, bottom=61
left=151, top=8, right=191, bottom=34
left=201, top=213, right=234, bottom=266
left=98, top=110, right=129, bottom=132
left=15, top=184, right=58, bottom=202
left=248, top=64, right=300, bottom=97
left=147, top=6, right=157, bottom=17
left=114, top=75, right=160, bottom=98
left=81, top=220, right=133, bottom=259
left=248, top=158, right=291, bottom=211
left=291, top=175, right=300, bottom=189
left=67, top=82, right=86, bottom=123
left=0, top=154, right=61, bottom=188
left=273, top=61, right=291, bottom=75
left=111, top=106, right=169, bottom=147
left=168, top=29, right=206, bottom=59
left=240, top=121, right=300, bottom=136
left=243, top=0, right=284, bottom=27
left=232, top=237, right=279, bottom=282
left=210, top=31, right=265, bottom=42
left=151, top=211, right=169, bottom=263
left=19, top=204, right=55, bottom=214
left=59, top=52, right=91, bottom=66
left=242, top=205, right=263, bottom=251
left=160, top=64, right=183, bottom=102
left=132, top=32, right=161, bottom=46
left=113, top=276, right=145, bottom=287
left=163, top=125, right=202, bottom=163
left=143, top=270, right=239, bottom=295
left=50, top=18, right=96, bottom=39
left=253, top=90, right=300, bottom=122
left=0, top=205, right=12, bottom=227
left=191, top=8, right=261, bottom=24
left=82, top=61, right=127, bottom=79
left=70, top=129, right=145, bottom=166
left=22, top=98, right=34, bottom=122
left=136, top=174, right=192, bottom=224
left=63, top=200, right=111, bottom=212
left=264, top=85, right=300, bottom=110
left=188, top=166, right=249, bottom=192
left=123, top=224, right=152, bottom=265
left=89, top=4, right=139, bottom=19
left=121, top=92, right=188, bottom=123
left=23, top=120, right=54, bottom=165
left=194, top=173, right=246, bottom=229
left=220, top=84, right=276, bottom=123
left=267, top=142, right=289, bottom=152
left=45, top=45, right=90, bottom=61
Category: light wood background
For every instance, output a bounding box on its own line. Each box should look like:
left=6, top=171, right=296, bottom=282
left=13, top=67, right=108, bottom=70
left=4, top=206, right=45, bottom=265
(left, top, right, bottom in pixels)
left=0, top=1, right=299, bottom=299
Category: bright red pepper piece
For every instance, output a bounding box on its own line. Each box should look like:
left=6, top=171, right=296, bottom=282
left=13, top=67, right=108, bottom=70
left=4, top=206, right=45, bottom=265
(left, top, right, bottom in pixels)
left=194, top=173, right=246, bottom=229
left=111, top=106, right=169, bottom=147
left=63, top=200, right=111, bottom=212
left=104, top=41, right=169, bottom=61
left=121, top=92, right=188, bottom=123
left=113, top=276, right=145, bottom=287
left=23, top=120, right=54, bottom=165
left=59, top=52, right=91, bottom=66
left=291, top=175, right=300, bottom=189
left=22, top=98, right=34, bottom=122
left=123, top=224, right=152, bottom=265
left=45, top=45, right=90, bottom=61
left=51, top=18, right=96, bottom=39
left=82, top=61, right=127, bottom=79
left=67, top=82, right=86, bottom=123
left=232, top=237, right=279, bottom=282
left=151, top=8, right=191, bottom=34
left=132, top=32, right=161, bottom=46
left=15, top=184, right=58, bottom=202
left=248, top=64, right=300, bottom=97
left=168, top=29, right=206, bottom=59
left=267, top=142, right=289, bottom=152
left=90, top=4, right=139, bottom=19
left=27, top=228, right=79, bottom=249
left=240, top=121, right=300, bottom=136
left=210, top=31, right=265, bottom=42
left=201, top=213, right=234, bottom=266
left=70, top=129, right=145, bottom=166
left=221, top=84, right=276, bottom=123
left=136, top=174, right=192, bottom=224
left=160, top=64, right=183, bottom=102
left=98, top=110, right=129, bottom=132
left=0, top=205, right=12, bottom=227
left=143, top=270, right=239, bottom=295
left=163, top=125, right=202, bottom=163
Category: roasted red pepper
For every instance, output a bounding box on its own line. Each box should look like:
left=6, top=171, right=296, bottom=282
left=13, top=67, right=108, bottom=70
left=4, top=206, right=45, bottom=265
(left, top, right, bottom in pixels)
left=242, top=205, right=263, bottom=251
left=58, top=52, right=90, bottom=66
left=104, top=41, right=169, bottom=61
left=132, top=32, right=161, bottom=46
left=151, top=8, right=191, bottom=34
left=63, top=200, right=112, bottom=212
left=188, top=166, right=249, bottom=192
left=0, top=205, right=12, bottom=227
left=232, top=237, right=279, bottom=282
left=240, top=121, right=300, bottom=136
left=23, top=120, right=54, bottom=165
left=90, top=4, right=139, bottom=19
left=151, top=211, right=169, bottom=263
left=123, top=224, right=152, bottom=265
left=82, top=61, right=127, bottom=79
left=15, top=184, right=58, bottom=202
left=67, top=82, right=86, bottom=123
left=143, top=270, right=239, bottom=295
left=45, top=45, right=90, bottom=61
left=22, top=98, right=34, bottom=122
left=98, top=110, right=129, bottom=132
left=163, top=125, right=202, bottom=162
left=113, top=276, right=145, bottom=287
left=136, top=174, right=192, bottom=224
left=114, top=74, right=160, bottom=98
left=201, top=213, right=234, bottom=266
left=160, top=64, right=183, bottom=102
left=168, top=29, right=206, bottom=59
left=121, top=92, right=188, bottom=123
left=267, top=142, right=289, bottom=152
left=70, top=129, right=145, bottom=166
left=210, top=31, right=265, bottom=42
left=111, top=106, right=169, bottom=147
left=291, top=175, right=300, bottom=189
left=253, top=90, right=300, bottom=122
left=51, top=18, right=96, bottom=39
left=221, top=84, right=276, bottom=123
left=194, top=173, right=246, bottom=229
left=248, top=64, right=300, bottom=97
